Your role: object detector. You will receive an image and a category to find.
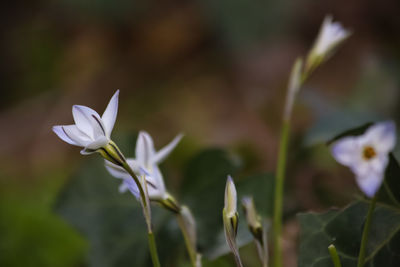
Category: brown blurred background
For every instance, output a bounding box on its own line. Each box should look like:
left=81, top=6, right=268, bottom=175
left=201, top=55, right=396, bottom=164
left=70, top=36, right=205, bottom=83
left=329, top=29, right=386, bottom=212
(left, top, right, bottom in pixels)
left=1, top=0, right=400, bottom=266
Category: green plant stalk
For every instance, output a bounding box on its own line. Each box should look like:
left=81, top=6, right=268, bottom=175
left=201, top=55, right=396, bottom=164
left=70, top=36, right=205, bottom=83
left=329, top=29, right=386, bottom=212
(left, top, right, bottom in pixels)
left=272, top=119, right=290, bottom=267
left=122, top=162, right=161, bottom=267
left=176, top=213, right=198, bottom=267
left=328, top=244, right=342, bottom=267
left=357, top=195, right=377, bottom=267
left=148, top=232, right=161, bottom=267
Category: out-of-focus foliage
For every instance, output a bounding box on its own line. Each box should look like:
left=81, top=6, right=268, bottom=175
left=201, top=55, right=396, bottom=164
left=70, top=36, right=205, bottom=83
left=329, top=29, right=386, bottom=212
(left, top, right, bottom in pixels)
left=55, top=141, right=275, bottom=266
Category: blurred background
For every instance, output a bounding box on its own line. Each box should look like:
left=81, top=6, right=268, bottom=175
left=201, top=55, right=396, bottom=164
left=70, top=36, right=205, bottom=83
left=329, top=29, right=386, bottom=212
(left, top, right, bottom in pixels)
left=1, top=0, right=400, bottom=266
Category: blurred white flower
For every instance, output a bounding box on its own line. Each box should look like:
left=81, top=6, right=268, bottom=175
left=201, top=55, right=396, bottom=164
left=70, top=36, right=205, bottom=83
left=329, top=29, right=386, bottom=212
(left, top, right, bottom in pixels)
left=224, top=175, right=237, bottom=218
left=223, top=176, right=242, bottom=267
left=53, top=90, right=119, bottom=155
left=242, top=196, right=262, bottom=240
left=306, top=16, right=350, bottom=72
left=331, top=121, right=396, bottom=197
left=105, top=131, right=183, bottom=200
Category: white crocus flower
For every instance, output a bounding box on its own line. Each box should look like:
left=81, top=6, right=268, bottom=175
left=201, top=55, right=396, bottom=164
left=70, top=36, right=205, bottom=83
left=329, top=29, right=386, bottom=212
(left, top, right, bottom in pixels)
left=306, top=16, right=350, bottom=72
left=53, top=90, right=119, bottom=155
left=331, top=121, right=396, bottom=197
left=105, top=131, right=183, bottom=201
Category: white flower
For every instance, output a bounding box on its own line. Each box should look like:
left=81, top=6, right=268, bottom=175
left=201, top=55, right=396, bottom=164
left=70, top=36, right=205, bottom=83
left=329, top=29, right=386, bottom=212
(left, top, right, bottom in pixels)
left=306, top=16, right=350, bottom=72
left=331, top=121, right=396, bottom=197
left=312, top=16, right=350, bottom=57
left=105, top=131, right=183, bottom=200
left=224, top=175, right=237, bottom=218
left=53, top=90, right=119, bottom=155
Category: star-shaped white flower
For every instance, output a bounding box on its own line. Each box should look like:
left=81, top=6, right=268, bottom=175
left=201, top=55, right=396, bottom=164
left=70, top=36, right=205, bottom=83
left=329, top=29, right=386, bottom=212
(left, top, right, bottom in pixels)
left=53, top=90, right=119, bottom=155
left=331, top=121, right=396, bottom=197
left=105, top=131, right=183, bottom=200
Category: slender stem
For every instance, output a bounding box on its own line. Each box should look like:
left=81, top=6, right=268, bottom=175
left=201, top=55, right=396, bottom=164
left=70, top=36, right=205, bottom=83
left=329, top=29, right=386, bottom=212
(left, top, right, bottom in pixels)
left=148, top=232, right=161, bottom=267
left=122, top=162, right=161, bottom=267
left=176, top=213, right=198, bottom=267
left=357, top=196, right=377, bottom=267
left=272, top=120, right=290, bottom=267
left=233, top=252, right=244, bottom=267
left=328, top=244, right=342, bottom=267
left=122, top=162, right=148, bottom=209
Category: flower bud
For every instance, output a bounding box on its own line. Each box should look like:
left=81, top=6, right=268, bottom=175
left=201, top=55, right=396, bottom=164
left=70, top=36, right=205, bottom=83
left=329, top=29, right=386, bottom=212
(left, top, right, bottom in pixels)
left=242, top=196, right=263, bottom=243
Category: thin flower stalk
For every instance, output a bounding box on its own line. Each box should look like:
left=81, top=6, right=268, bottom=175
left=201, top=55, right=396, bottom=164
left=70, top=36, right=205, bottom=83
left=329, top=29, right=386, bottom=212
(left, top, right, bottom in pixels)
left=357, top=196, right=377, bottom=267
left=105, top=131, right=201, bottom=266
left=272, top=16, right=350, bottom=267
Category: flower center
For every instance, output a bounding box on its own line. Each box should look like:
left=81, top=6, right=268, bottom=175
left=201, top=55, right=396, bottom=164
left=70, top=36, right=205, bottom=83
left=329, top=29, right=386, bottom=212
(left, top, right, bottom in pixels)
left=363, top=146, right=376, bottom=160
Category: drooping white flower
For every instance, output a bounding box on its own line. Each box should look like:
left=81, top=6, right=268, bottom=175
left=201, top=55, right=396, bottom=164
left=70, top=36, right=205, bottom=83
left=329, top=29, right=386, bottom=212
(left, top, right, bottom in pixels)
left=331, top=121, right=396, bottom=197
left=105, top=131, right=183, bottom=200
left=306, top=16, right=351, bottom=71
left=53, top=90, right=119, bottom=155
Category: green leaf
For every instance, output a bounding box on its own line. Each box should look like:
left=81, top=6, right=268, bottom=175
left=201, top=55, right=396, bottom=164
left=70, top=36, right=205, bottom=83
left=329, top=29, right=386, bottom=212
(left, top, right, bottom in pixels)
left=298, top=201, right=400, bottom=267
left=55, top=147, right=276, bottom=266
left=304, top=111, right=379, bottom=147
left=54, top=158, right=153, bottom=267
left=180, top=149, right=274, bottom=259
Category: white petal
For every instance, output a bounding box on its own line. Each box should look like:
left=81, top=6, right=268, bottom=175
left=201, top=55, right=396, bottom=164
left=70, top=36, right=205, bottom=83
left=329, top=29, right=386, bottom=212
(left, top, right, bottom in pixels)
left=331, top=136, right=360, bottom=167
left=224, top=175, right=237, bottom=217
left=135, top=131, right=155, bottom=168
left=150, top=166, right=166, bottom=197
left=119, top=182, right=129, bottom=193
left=123, top=178, right=141, bottom=199
left=101, top=90, right=119, bottom=138
left=153, top=134, right=183, bottom=164
left=86, top=136, right=109, bottom=150
left=365, top=121, right=396, bottom=154
left=369, top=155, right=389, bottom=175
left=127, top=159, right=142, bottom=174
left=60, top=125, right=91, bottom=147
left=105, top=160, right=130, bottom=180
left=355, top=170, right=384, bottom=198
left=80, top=137, right=108, bottom=154
left=72, top=105, right=106, bottom=139
left=53, top=125, right=80, bottom=146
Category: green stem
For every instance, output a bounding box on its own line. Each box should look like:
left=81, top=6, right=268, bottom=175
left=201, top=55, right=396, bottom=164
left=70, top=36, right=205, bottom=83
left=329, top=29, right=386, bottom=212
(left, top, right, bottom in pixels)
left=357, top=195, right=377, bottom=267
left=122, top=162, right=148, bottom=210
left=328, top=244, right=342, bottom=267
left=148, top=232, right=161, bottom=267
left=176, top=213, right=198, bottom=267
left=272, top=119, right=290, bottom=267
left=122, top=162, right=161, bottom=267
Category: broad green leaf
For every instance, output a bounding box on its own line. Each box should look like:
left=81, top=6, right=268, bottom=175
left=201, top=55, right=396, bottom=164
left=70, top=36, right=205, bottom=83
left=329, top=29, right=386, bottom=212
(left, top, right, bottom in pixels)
left=54, top=158, right=153, bottom=267
left=180, top=149, right=274, bottom=259
left=304, top=111, right=378, bottom=146
left=298, top=201, right=400, bottom=267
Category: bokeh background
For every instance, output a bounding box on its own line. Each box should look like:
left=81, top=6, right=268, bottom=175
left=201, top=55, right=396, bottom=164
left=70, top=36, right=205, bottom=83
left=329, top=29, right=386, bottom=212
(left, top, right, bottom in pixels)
left=1, top=0, right=400, bottom=266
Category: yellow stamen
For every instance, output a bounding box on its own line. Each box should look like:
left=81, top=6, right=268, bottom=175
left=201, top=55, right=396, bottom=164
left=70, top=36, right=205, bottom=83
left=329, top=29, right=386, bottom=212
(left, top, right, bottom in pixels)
left=363, top=146, right=376, bottom=160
